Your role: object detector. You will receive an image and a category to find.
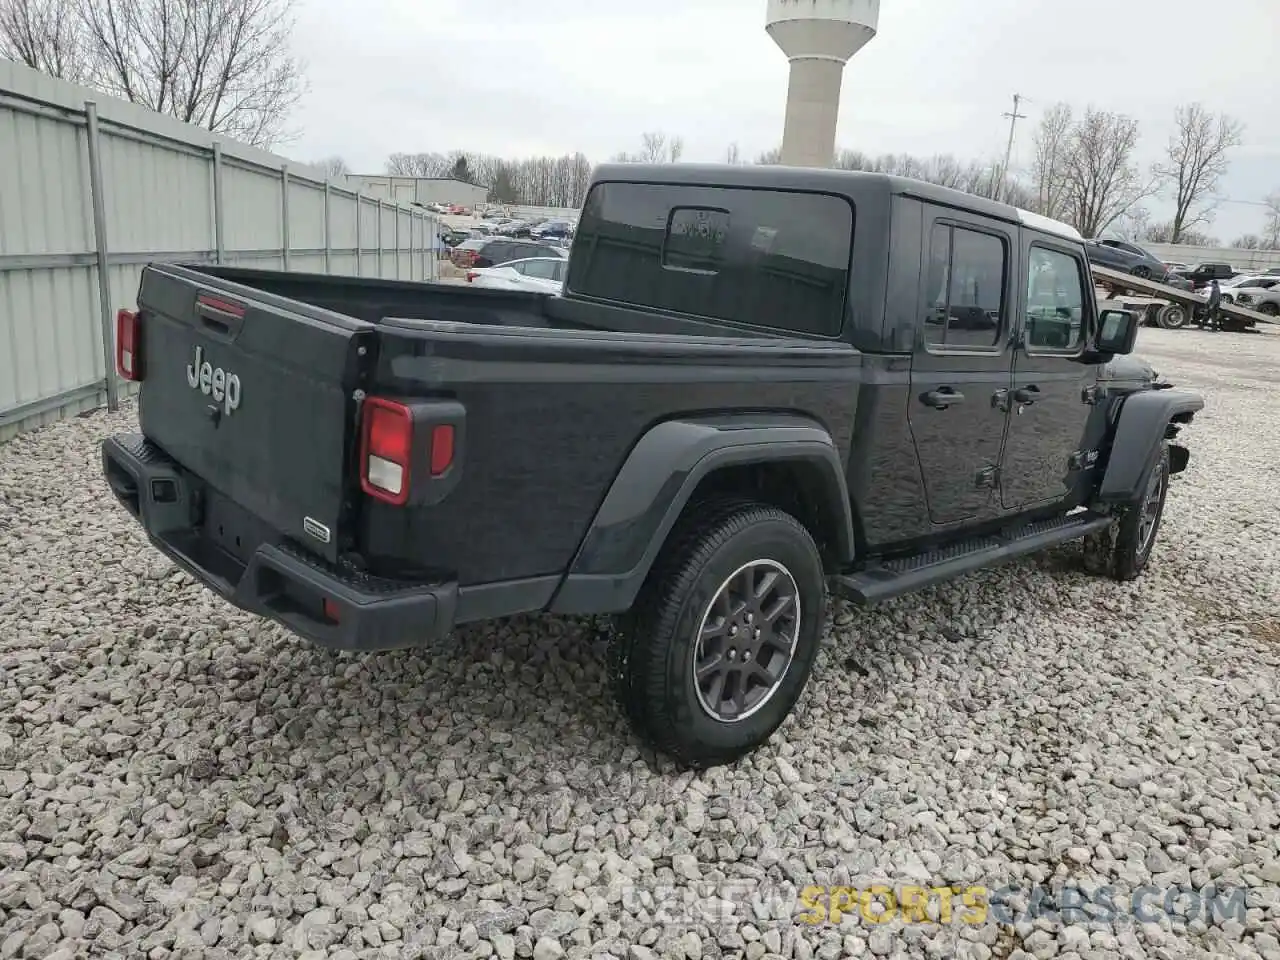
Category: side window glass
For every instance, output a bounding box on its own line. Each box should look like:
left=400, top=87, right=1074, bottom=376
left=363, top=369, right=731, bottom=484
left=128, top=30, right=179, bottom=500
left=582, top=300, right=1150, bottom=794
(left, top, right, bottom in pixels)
left=509, top=260, right=528, bottom=274
left=524, top=260, right=559, bottom=279
left=923, top=224, right=1006, bottom=350
left=1026, top=247, right=1086, bottom=352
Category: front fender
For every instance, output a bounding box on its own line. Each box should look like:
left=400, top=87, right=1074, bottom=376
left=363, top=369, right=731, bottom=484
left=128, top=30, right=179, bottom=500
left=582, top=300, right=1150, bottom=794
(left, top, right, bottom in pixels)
left=548, top=415, right=855, bottom=615
left=1097, top=388, right=1204, bottom=503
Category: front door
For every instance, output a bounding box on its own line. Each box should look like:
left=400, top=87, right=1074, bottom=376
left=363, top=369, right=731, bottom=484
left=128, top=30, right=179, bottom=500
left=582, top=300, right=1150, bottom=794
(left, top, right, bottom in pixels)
left=908, top=212, right=1016, bottom=525
left=1000, top=239, right=1097, bottom=510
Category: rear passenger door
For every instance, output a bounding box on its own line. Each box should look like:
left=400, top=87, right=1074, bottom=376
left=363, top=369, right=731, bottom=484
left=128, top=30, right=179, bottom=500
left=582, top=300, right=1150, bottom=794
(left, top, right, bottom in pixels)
left=907, top=212, right=1017, bottom=525
left=999, top=236, right=1096, bottom=511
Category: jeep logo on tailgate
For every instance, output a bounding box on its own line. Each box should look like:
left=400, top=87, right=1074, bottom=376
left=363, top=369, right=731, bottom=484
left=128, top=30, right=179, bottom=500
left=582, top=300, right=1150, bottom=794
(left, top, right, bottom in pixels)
left=186, top=345, right=241, bottom=416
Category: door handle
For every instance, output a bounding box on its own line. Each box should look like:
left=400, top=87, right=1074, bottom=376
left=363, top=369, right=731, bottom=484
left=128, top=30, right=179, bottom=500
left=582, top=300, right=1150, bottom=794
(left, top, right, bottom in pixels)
left=920, top=386, right=965, bottom=409
left=1013, top=385, right=1041, bottom=404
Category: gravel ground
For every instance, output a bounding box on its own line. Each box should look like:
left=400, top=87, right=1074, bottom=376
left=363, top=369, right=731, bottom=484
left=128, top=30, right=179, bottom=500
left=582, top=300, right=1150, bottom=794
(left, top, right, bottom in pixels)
left=0, top=326, right=1277, bottom=960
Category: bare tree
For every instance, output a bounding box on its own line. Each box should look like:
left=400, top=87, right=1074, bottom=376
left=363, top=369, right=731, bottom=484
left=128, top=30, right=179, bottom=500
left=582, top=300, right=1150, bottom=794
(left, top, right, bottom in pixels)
left=613, top=131, right=684, bottom=164
left=1144, top=222, right=1216, bottom=246
left=1061, top=107, right=1154, bottom=238
left=1111, top=206, right=1152, bottom=243
left=1263, top=190, right=1280, bottom=250
left=1232, top=235, right=1262, bottom=250
left=1, top=0, right=305, bottom=147
left=1156, top=103, right=1243, bottom=242
left=385, top=152, right=448, bottom=177
left=725, top=142, right=741, bottom=164
left=0, top=0, right=86, bottom=80
left=755, top=146, right=782, bottom=165
left=1030, top=102, right=1073, bottom=220
left=314, top=155, right=350, bottom=178
left=382, top=148, right=593, bottom=207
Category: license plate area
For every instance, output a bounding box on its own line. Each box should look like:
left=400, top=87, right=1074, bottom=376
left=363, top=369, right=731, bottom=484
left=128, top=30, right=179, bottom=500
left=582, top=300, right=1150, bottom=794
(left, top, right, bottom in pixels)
left=200, top=488, right=265, bottom=567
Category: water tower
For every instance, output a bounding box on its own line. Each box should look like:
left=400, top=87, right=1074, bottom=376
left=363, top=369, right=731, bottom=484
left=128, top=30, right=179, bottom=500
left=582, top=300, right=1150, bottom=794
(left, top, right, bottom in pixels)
left=766, top=0, right=880, bottom=168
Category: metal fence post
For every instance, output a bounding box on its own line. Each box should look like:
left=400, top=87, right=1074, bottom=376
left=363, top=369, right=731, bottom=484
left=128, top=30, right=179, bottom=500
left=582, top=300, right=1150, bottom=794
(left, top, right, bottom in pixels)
left=84, top=100, right=119, bottom=413
left=323, top=181, right=332, bottom=274
left=212, top=141, right=225, bottom=264
left=355, top=193, right=363, bottom=277
left=377, top=201, right=384, bottom=278
left=409, top=212, right=416, bottom=281
left=280, top=164, right=291, bottom=271
left=394, top=207, right=401, bottom=280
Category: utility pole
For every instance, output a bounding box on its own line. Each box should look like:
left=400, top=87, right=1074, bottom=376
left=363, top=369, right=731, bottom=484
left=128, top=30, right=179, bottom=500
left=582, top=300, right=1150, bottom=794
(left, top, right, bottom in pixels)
left=999, top=93, right=1028, bottom=202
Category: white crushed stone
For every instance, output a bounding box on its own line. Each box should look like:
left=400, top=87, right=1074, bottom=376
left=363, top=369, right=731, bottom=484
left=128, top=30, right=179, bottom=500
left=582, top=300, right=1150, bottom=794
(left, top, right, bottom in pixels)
left=0, top=326, right=1276, bottom=960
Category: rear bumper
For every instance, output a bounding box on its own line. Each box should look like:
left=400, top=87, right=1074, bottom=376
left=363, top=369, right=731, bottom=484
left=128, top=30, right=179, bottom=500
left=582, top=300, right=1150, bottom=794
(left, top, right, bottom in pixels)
left=101, top=433, right=458, bottom=651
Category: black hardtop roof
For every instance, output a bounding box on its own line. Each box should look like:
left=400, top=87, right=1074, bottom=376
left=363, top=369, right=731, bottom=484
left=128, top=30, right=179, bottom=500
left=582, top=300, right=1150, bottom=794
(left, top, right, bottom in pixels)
left=588, top=161, right=1026, bottom=227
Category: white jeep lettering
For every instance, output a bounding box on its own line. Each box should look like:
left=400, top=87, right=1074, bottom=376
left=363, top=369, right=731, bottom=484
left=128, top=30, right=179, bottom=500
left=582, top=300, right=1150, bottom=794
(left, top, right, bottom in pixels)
left=186, top=345, right=241, bottom=417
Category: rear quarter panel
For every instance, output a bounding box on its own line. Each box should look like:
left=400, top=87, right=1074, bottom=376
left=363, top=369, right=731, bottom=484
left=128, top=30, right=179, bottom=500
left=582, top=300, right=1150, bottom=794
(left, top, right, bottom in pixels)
left=361, top=322, right=861, bottom=584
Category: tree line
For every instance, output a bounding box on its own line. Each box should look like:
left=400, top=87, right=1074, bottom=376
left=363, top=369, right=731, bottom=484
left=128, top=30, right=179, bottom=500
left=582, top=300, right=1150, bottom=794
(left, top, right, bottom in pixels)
left=4, top=0, right=1273, bottom=250
left=355, top=104, right=1277, bottom=250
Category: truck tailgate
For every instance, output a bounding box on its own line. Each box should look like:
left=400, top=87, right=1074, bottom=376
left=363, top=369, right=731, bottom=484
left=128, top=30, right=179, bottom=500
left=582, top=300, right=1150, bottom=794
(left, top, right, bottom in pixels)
left=135, top=264, right=374, bottom=563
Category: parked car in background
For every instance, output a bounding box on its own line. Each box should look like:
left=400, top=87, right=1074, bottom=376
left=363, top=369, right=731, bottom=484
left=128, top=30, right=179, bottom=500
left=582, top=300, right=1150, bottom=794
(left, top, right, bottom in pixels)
left=1232, top=285, right=1280, bottom=316
left=1083, top=238, right=1170, bottom=280
left=531, top=219, right=574, bottom=242
left=466, top=257, right=567, bottom=294
left=1216, top=275, right=1280, bottom=303
left=1175, top=262, right=1237, bottom=290
left=1163, top=261, right=1189, bottom=272
left=449, top=237, right=568, bottom=269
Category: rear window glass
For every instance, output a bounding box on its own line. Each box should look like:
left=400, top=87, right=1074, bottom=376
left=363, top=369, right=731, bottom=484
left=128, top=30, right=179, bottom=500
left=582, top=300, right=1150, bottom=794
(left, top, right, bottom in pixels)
left=567, top=181, right=853, bottom=336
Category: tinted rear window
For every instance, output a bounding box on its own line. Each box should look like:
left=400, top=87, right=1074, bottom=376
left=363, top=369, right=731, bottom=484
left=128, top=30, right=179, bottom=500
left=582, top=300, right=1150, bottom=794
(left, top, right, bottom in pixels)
left=567, top=181, right=853, bottom=336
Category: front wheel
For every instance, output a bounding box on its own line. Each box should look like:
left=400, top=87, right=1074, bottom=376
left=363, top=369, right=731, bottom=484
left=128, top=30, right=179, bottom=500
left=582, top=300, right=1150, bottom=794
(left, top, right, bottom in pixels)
left=1132, top=266, right=1152, bottom=280
left=1083, top=444, right=1171, bottom=581
left=1258, top=302, right=1279, bottom=317
left=612, top=498, right=826, bottom=767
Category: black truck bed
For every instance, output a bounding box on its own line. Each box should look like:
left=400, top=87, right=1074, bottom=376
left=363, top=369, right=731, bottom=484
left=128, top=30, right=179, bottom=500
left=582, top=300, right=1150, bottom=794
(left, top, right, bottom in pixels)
left=104, top=262, right=862, bottom=648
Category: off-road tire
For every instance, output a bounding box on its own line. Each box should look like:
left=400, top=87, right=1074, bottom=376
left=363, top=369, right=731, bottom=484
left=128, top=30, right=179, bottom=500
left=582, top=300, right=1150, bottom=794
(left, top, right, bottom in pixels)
left=611, top=497, right=825, bottom=768
left=1082, top=443, right=1171, bottom=581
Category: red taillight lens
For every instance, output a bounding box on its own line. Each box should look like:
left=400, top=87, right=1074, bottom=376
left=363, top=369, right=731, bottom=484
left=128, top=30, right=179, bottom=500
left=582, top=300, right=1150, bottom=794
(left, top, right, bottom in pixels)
left=116, top=309, right=141, bottom=380
left=430, top=425, right=455, bottom=476
left=322, top=597, right=341, bottom=623
left=360, top=398, right=413, bottom=505
left=466, top=271, right=477, bottom=282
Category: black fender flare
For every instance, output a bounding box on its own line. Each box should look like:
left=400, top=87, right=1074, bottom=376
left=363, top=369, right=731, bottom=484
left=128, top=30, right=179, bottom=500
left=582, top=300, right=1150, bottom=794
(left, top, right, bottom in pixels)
left=1097, top=388, right=1204, bottom=503
left=548, top=415, right=856, bottom=615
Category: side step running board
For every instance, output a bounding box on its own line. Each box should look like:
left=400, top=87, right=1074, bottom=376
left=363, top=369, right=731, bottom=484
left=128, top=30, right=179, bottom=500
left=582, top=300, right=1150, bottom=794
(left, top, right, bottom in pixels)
left=833, top=511, right=1114, bottom=604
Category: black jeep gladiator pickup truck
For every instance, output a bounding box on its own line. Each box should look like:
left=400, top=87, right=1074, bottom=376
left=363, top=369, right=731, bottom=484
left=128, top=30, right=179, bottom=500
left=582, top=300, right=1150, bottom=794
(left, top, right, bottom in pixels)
left=102, top=163, right=1203, bottom=767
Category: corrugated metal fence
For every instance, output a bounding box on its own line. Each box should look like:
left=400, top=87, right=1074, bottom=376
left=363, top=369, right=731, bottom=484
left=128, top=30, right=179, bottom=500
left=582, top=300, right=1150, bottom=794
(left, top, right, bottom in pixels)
left=0, top=60, right=441, bottom=443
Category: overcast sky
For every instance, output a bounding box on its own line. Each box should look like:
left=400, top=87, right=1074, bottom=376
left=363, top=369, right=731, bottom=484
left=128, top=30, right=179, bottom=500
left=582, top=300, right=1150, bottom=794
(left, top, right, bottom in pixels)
left=288, top=0, right=1278, bottom=242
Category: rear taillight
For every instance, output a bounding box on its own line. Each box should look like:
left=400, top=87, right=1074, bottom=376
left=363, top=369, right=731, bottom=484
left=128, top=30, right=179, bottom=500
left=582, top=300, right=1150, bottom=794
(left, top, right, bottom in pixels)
left=359, top=399, right=459, bottom=506
left=466, top=271, right=478, bottom=282
left=360, top=398, right=413, bottom=505
left=430, top=425, right=455, bottom=476
left=116, top=309, right=141, bottom=380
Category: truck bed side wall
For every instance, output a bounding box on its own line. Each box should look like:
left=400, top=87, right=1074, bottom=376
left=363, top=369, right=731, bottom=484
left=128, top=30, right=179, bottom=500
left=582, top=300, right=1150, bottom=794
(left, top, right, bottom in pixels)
left=362, top=324, right=861, bottom=585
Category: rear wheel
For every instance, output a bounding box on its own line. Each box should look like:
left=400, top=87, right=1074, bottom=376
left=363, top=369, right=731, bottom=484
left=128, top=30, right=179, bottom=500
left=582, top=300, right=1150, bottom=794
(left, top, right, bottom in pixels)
left=612, top=498, right=825, bottom=767
left=1156, top=304, right=1188, bottom=329
left=1259, top=302, right=1279, bottom=317
left=1132, top=266, right=1152, bottom=280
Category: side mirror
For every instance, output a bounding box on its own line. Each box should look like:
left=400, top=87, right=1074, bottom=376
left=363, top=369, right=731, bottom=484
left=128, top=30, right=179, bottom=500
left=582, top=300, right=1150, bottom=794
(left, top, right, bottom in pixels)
left=1097, top=308, right=1139, bottom=355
